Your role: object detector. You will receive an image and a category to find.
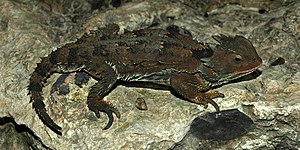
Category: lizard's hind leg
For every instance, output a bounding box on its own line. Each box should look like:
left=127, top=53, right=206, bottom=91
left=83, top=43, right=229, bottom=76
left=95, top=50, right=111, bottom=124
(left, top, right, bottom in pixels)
left=85, top=64, right=120, bottom=129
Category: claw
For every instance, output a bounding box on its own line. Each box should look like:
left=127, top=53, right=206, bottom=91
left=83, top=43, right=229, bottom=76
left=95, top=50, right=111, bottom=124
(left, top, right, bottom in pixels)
left=102, top=106, right=120, bottom=130
left=94, top=111, right=100, bottom=118
left=203, top=91, right=223, bottom=112
left=207, top=99, right=220, bottom=112
left=110, top=107, right=121, bottom=119
left=103, top=111, right=113, bottom=130
left=220, top=93, right=225, bottom=98
left=88, top=99, right=120, bottom=129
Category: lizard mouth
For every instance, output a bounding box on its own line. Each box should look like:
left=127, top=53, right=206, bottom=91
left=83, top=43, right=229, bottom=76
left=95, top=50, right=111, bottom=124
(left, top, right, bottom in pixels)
left=214, top=64, right=261, bottom=87
left=226, top=64, right=261, bottom=81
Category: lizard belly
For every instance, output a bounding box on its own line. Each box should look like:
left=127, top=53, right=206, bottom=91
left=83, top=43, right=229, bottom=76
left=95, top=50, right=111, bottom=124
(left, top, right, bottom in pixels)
left=120, top=71, right=172, bottom=86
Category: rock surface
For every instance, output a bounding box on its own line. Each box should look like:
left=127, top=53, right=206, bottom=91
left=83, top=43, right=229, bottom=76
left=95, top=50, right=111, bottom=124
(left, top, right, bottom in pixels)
left=0, top=0, right=299, bottom=149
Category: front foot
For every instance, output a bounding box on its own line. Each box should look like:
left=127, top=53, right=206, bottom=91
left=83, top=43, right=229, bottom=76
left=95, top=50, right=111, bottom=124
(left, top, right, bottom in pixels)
left=88, top=99, right=121, bottom=129
left=194, top=91, right=225, bottom=112
left=205, top=90, right=225, bottom=99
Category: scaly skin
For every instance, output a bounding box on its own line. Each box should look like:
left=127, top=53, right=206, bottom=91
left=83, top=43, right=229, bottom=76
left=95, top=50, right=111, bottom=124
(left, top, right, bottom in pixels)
left=28, top=24, right=262, bottom=134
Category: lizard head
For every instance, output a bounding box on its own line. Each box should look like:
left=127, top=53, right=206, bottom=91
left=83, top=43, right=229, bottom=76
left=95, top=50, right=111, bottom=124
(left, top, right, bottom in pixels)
left=200, top=35, right=262, bottom=86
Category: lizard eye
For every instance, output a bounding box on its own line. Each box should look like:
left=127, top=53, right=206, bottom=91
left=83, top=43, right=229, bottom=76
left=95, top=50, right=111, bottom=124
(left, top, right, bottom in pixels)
left=234, top=54, right=243, bottom=63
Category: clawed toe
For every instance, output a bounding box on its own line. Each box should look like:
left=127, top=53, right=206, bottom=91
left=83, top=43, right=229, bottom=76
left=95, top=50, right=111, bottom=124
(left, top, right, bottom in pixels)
left=102, top=107, right=121, bottom=130
left=88, top=99, right=120, bottom=129
left=206, top=99, right=220, bottom=112
left=203, top=91, right=224, bottom=112
left=219, top=93, right=225, bottom=98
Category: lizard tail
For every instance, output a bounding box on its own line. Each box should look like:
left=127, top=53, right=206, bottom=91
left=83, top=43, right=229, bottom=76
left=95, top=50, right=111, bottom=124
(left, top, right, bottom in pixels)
left=28, top=43, right=88, bottom=134
left=28, top=56, right=62, bottom=135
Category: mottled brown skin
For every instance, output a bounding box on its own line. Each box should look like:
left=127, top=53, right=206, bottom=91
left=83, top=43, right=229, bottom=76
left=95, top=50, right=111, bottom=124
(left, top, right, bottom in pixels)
left=28, top=24, right=262, bottom=134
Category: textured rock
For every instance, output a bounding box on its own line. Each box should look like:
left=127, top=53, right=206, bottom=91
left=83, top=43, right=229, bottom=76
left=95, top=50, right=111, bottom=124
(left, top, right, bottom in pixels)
left=0, top=0, right=299, bottom=149
left=0, top=119, right=31, bottom=150
left=0, top=117, right=50, bottom=150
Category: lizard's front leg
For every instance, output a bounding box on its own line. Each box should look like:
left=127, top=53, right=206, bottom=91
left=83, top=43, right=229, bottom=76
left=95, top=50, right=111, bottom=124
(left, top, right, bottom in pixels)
left=85, top=64, right=120, bottom=129
left=170, top=74, right=224, bottom=111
